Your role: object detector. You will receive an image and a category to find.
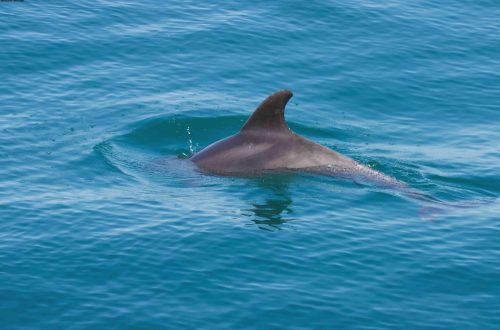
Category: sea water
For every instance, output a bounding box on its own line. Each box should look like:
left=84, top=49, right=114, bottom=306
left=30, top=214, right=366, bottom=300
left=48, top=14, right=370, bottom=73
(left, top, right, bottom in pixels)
left=1, top=1, right=499, bottom=329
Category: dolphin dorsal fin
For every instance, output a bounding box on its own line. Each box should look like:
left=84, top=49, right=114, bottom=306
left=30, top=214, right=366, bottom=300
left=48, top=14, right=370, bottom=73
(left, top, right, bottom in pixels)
left=241, top=90, right=293, bottom=132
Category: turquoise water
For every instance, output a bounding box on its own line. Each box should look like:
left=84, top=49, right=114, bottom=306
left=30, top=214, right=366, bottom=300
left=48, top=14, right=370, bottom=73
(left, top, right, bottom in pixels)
left=1, top=1, right=500, bottom=328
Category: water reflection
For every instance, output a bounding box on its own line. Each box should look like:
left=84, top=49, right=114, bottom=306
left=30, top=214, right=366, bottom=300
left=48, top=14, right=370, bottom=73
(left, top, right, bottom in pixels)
left=243, top=175, right=295, bottom=231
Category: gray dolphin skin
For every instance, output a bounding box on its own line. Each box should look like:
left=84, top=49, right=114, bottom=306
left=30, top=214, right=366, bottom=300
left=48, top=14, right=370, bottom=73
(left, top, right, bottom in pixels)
left=190, top=90, right=403, bottom=187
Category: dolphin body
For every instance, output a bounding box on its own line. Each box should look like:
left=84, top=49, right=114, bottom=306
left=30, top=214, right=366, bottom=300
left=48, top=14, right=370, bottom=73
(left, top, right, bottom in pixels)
left=190, top=90, right=403, bottom=188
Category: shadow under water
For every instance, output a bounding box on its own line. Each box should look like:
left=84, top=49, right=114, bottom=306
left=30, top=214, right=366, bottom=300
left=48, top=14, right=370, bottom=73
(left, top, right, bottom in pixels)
left=242, top=176, right=295, bottom=231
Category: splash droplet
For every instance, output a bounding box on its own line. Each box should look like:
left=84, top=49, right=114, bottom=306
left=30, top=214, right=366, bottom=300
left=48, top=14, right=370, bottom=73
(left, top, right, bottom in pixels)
left=186, top=126, right=195, bottom=155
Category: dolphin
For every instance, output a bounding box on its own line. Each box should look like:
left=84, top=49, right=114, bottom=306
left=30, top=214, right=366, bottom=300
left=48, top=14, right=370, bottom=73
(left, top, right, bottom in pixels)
left=190, top=90, right=404, bottom=187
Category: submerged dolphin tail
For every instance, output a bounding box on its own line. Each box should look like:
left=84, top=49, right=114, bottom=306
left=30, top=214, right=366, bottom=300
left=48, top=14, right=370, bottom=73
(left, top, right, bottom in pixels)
left=241, top=89, right=293, bottom=132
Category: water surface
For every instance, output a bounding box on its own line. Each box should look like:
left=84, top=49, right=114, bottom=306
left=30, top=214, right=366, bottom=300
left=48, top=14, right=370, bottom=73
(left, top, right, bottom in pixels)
left=1, top=1, right=499, bottom=329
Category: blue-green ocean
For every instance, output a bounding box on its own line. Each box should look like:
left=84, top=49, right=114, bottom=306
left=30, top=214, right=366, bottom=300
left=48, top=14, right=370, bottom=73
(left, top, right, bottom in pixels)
left=1, top=1, right=499, bottom=329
